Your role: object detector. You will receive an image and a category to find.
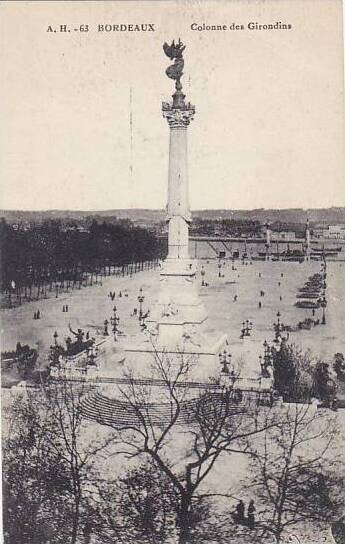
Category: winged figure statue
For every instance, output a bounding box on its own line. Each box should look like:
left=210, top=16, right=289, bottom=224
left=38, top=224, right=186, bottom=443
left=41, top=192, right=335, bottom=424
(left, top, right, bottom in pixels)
left=163, top=39, right=185, bottom=83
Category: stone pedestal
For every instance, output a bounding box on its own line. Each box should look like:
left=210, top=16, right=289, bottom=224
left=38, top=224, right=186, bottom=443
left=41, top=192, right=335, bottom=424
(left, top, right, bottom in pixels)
left=124, top=331, right=228, bottom=382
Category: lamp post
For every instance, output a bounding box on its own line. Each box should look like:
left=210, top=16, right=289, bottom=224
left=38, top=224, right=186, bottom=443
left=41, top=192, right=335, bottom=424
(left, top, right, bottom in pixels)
left=110, top=306, right=120, bottom=341
left=321, top=296, right=327, bottom=325
left=137, top=288, right=145, bottom=321
left=245, top=320, right=253, bottom=335
left=259, top=354, right=264, bottom=375
left=263, top=340, right=272, bottom=368
left=276, top=311, right=281, bottom=330
left=218, top=260, right=222, bottom=278
left=241, top=320, right=252, bottom=338
left=240, top=321, right=246, bottom=339
left=273, top=311, right=284, bottom=342
left=87, top=349, right=96, bottom=366
left=201, top=265, right=206, bottom=286
left=219, top=349, right=232, bottom=374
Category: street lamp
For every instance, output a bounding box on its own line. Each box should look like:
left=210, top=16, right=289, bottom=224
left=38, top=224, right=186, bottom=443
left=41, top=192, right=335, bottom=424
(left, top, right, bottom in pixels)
left=110, top=306, right=120, bottom=341
left=321, top=296, right=327, bottom=325
left=246, top=320, right=253, bottom=334
left=273, top=312, right=283, bottom=342
left=241, top=320, right=252, bottom=338
left=259, top=354, right=264, bottom=375
left=240, top=321, right=246, bottom=339
left=263, top=340, right=272, bottom=367
left=219, top=350, right=232, bottom=374
left=137, top=288, right=145, bottom=321
left=201, top=265, right=206, bottom=286
left=218, top=261, right=222, bottom=278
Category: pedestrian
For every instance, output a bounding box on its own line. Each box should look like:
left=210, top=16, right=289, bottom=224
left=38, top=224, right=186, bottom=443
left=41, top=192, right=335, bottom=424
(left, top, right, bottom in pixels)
left=247, top=500, right=256, bottom=529
left=33, top=311, right=37, bottom=320
left=37, top=309, right=40, bottom=319
left=258, top=301, right=262, bottom=309
left=62, top=305, right=65, bottom=312
left=235, top=500, right=245, bottom=524
left=279, top=295, right=282, bottom=301
left=119, top=291, right=122, bottom=298
left=234, top=295, right=237, bottom=302
left=66, top=304, right=69, bottom=312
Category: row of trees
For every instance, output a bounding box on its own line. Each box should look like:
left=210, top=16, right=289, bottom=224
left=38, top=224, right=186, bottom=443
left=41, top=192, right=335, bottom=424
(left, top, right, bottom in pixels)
left=0, top=219, right=164, bottom=307
left=3, top=350, right=344, bottom=544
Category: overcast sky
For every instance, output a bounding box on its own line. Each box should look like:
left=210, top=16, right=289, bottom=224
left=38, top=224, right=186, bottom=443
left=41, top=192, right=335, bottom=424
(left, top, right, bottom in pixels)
left=1, top=0, right=344, bottom=211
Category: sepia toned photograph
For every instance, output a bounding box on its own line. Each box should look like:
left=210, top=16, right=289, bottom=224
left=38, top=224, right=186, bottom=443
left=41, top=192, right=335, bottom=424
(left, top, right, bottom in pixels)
left=1, top=1, right=345, bottom=543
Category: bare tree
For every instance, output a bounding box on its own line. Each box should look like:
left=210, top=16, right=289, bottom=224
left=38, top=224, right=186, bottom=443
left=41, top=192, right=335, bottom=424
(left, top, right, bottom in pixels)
left=2, top=381, right=115, bottom=544
left=40, top=380, right=115, bottom=544
left=2, top=393, right=72, bottom=544
left=245, top=403, right=344, bottom=543
left=94, top=458, right=179, bottom=544
left=91, top=350, right=276, bottom=544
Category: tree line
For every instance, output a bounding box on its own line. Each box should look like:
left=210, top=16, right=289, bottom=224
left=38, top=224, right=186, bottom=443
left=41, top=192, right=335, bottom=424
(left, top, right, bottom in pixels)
left=3, top=351, right=344, bottom=544
left=0, top=219, right=165, bottom=307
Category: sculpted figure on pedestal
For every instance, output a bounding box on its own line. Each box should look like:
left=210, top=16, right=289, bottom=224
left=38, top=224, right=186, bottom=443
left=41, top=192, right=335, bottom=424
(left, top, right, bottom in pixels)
left=163, top=38, right=185, bottom=88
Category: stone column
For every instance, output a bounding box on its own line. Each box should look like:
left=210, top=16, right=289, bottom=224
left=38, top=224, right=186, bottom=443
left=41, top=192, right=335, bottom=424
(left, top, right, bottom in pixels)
left=163, top=100, right=194, bottom=261
left=305, top=218, right=311, bottom=261
left=265, top=222, right=271, bottom=261
left=147, top=91, right=207, bottom=346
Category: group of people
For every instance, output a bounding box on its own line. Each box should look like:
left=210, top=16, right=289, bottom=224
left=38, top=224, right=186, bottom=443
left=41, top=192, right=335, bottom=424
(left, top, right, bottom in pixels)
left=109, top=291, right=116, bottom=301
left=62, top=304, right=69, bottom=312
left=108, top=290, right=129, bottom=300
left=233, top=499, right=256, bottom=529
left=33, top=310, right=41, bottom=320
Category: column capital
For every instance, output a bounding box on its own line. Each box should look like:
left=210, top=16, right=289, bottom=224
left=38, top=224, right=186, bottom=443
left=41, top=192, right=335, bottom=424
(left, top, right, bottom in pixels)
left=162, top=102, right=195, bottom=128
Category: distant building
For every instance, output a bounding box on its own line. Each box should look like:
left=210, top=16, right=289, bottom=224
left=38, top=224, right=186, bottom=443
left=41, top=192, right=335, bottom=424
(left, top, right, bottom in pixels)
left=313, top=225, right=345, bottom=239
left=62, top=225, right=89, bottom=233
left=273, top=231, right=296, bottom=241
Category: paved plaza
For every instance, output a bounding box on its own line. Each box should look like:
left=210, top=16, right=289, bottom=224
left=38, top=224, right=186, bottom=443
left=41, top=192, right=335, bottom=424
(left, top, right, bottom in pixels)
left=1, top=259, right=344, bottom=383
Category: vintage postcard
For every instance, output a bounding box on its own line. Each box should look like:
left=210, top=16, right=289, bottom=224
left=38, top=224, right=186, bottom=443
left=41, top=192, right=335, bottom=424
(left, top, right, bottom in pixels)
left=1, top=1, right=345, bottom=543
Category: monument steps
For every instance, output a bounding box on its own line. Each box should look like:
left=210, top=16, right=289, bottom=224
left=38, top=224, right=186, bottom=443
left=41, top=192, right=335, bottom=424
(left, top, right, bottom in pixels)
left=80, top=390, right=247, bottom=427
